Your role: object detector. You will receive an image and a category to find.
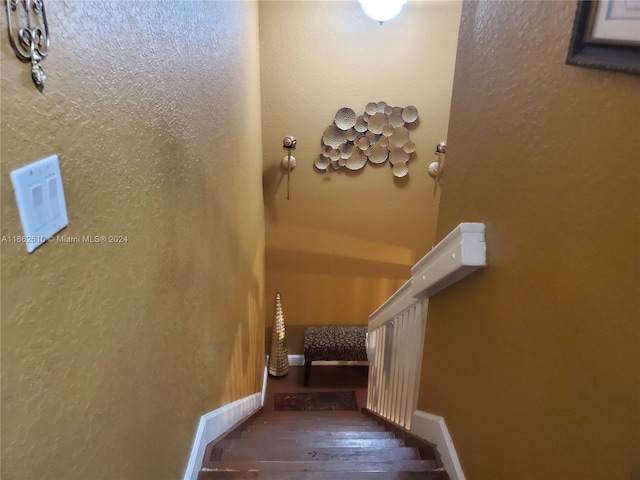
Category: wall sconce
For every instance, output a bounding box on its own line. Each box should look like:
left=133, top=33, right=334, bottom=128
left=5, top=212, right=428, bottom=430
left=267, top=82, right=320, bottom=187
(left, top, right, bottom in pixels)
left=359, top=0, right=407, bottom=23
left=5, top=0, right=50, bottom=90
left=281, top=136, right=297, bottom=200
left=428, top=141, right=446, bottom=178
left=429, top=141, right=446, bottom=205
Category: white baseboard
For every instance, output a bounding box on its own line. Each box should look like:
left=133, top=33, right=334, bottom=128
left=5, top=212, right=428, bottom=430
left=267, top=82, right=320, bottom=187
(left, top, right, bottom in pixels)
left=267, top=354, right=368, bottom=367
left=289, top=354, right=304, bottom=366
left=183, top=392, right=261, bottom=480
left=411, top=410, right=465, bottom=480
left=265, top=354, right=304, bottom=367
left=261, top=363, right=268, bottom=406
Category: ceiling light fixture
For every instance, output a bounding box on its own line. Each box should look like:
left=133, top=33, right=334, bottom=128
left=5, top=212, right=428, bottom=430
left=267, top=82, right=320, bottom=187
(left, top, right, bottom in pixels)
left=359, top=0, right=407, bottom=23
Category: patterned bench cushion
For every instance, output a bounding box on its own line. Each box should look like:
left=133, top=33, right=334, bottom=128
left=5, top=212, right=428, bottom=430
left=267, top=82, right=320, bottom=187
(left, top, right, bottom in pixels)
left=304, top=325, right=368, bottom=362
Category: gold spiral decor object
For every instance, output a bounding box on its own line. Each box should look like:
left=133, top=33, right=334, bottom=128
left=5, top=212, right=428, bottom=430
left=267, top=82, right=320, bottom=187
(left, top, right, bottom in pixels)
left=268, top=292, right=289, bottom=377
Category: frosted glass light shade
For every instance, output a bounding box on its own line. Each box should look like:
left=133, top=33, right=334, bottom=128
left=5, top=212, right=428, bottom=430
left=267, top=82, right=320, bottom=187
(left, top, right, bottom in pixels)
left=359, top=0, right=407, bottom=23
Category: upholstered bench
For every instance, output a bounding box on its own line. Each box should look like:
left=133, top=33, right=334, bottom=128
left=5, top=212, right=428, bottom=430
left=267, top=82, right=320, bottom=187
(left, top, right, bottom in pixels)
left=303, top=325, right=368, bottom=386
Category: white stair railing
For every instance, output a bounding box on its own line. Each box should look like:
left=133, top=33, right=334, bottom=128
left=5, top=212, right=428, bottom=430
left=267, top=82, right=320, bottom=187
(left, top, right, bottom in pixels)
left=366, top=281, right=426, bottom=429
left=366, top=223, right=487, bottom=430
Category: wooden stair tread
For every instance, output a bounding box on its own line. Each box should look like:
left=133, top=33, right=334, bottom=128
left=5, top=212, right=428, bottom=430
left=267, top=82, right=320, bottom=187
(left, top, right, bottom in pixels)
left=252, top=418, right=380, bottom=427
left=221, top=438, right=404, bottom=449
left=247, top=424, right=386, bottom=432
left=256, top=414, right=372, bottom=418
left=200, top=470, right=447, bottom=479
left=257, top=416, right=369, bottom=422
left=240, top=430, right=395, bottom=440
left=254, top=415, right=374, bottom=422
left=202, top=459, right=440, bottom=472
left=221, top=446, right=420, bottom=462
left=262, top=410, right=367, bottom=417
left=253, top=414, right=374, bottom=422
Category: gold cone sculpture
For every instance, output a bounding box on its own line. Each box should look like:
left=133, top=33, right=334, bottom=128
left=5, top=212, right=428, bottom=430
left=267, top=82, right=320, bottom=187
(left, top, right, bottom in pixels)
left=268, top=292, right=289, bottom=377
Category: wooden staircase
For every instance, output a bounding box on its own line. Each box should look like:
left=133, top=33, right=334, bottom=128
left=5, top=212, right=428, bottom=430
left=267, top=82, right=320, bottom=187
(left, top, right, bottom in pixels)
left=199, top=410, right=448, bottom=479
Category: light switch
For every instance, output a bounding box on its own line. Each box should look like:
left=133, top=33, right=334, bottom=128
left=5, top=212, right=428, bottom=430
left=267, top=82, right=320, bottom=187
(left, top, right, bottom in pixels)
left=10, top=154, right=68, bottom=253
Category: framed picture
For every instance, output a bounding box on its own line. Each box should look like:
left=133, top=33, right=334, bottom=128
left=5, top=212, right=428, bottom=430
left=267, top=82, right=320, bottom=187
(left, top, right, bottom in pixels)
left=566, top=0, right=640, bottom=74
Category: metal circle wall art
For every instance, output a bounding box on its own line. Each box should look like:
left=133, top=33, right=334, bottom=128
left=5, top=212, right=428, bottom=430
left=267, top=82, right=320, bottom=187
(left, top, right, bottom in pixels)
left=334, top=108, right=357, bottom=130
left=316, top=103, right=419, bottom=177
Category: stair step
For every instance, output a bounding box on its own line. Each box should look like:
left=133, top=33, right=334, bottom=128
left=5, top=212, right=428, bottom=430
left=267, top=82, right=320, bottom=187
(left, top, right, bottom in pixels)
left=221, top=438, right=404, bottom=449
left=200, top=470, right=447, bottom=479
left=247, top=424, right=386, bottom=432
left=240, top=430, right=395, bottom=440
left=253, top=415, right=375, bottom=423
left=257, top=414, right=368, bottom=421
left=260, top=411, right=367, bottom=417
left=221, top=446, right=420, bottom=462
left=262, top=410, right=370, bottom=418
left=251, top=421, right=378, bottom=428
left=253, top=414, right=374, bottom=423
left=202, top=459, right=440, bottom=472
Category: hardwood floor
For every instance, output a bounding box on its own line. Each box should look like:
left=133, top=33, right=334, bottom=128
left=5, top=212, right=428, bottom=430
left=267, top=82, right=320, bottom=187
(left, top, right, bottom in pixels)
left=263, top=365, right=369, bottom=413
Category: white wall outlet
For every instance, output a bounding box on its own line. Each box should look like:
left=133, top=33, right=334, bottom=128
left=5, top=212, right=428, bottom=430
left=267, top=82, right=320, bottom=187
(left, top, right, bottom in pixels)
left=10, top=154, right=68, bottom=253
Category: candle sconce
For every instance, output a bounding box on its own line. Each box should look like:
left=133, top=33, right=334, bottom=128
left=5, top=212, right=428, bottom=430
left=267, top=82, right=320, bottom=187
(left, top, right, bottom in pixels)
left=429, top=141, right=446, bottom=206
left=428, top=141, right=446, bottom=177
left=5, top=0, right=50, bottom=90
left=281, top=136, right=297, bottom=200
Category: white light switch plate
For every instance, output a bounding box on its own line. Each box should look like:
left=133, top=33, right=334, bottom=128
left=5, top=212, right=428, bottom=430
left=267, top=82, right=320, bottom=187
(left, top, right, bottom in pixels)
left=10, top=154, right=68, bottom=253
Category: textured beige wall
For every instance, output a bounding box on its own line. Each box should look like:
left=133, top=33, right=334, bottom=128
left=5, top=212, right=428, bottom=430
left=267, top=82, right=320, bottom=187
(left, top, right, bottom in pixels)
left=260, top=0, right=462, bottom=353
left=1, top=2, right=265, bottom=479
left=418, top=1, right=640, bottom=479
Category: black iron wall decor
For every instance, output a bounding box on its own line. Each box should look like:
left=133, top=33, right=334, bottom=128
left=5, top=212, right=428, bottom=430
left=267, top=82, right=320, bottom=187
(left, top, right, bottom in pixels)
left=5, top=0, right=51, bottom=89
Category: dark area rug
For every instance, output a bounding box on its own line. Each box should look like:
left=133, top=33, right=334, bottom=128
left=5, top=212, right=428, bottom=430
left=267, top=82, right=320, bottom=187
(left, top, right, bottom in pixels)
left=274, top=391, right=358, bottom=411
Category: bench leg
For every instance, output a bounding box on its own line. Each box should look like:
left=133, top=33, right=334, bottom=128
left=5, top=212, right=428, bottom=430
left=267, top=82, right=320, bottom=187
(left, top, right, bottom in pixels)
left=304, top=358, right=312, bottom=386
